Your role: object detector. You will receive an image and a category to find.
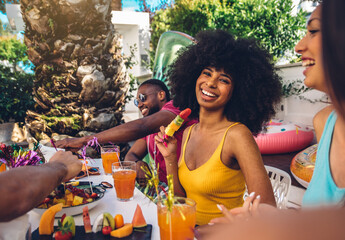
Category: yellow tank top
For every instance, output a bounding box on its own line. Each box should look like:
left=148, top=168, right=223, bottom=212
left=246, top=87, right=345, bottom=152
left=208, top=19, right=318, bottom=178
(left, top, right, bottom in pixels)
left=178, top=123, right=246, bottom=225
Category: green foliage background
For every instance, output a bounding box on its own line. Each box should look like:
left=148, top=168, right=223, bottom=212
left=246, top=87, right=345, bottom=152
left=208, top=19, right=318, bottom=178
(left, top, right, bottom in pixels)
left=0, top=65, right=34, bottom=123
left=150, top=0, right=307, bottom=64
left=0, top=37, right=30, bottom=69
left=0, top=37, right=34, bottom=123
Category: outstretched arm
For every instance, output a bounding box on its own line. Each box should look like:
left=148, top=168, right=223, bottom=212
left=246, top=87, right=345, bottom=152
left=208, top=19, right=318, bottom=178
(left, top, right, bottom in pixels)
left=56, top=110, right=177, bottom=150
left=0, top=151, right=81, bottom=222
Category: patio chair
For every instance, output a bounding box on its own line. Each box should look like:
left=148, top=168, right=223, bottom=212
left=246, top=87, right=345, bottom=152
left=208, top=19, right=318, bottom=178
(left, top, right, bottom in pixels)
left=244, top=165, right=291, bottom=209
left=265, top=165, right=291, bottom=209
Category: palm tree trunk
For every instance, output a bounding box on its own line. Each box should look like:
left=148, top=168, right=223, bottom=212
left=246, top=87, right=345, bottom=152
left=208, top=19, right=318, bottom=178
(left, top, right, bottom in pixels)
left=20, top=0, right=130, bottom=142
left=111, top=0, right=122, bottom=11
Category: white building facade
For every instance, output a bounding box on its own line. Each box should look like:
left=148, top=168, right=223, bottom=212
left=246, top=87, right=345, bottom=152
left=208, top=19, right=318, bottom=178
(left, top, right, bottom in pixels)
left=111, top=11, right=151, bottom=80
left=111, top=11, right=152, bottom=121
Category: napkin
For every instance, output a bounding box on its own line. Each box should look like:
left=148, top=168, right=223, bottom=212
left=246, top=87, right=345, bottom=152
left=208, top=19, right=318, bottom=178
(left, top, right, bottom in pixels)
left=0, top=214, right=31, bottom=240
left=39, top=144, right=65, bottom=162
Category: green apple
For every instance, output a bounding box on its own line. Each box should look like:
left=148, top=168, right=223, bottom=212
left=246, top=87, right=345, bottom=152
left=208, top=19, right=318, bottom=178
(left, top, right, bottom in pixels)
left=62, top=216, right=76, bottom=236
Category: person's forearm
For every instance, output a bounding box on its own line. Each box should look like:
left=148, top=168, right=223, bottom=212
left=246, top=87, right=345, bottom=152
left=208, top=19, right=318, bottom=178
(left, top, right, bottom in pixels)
left=92, top=119, right=155, bottom=144
left=56, top=111, right=176, bottom=149
left=93, top=111, right=176, bottom=144
left=124, top=152, right=140, bottom=162
left=0, top=162, right=67, bottom=222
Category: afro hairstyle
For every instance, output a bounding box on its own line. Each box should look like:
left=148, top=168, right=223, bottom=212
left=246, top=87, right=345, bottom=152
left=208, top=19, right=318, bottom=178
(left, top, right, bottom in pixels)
left=168, top=29, right=282, bottom=135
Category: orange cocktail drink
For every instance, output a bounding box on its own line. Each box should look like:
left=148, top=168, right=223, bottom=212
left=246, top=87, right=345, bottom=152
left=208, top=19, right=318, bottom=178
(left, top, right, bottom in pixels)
left=112, top=161, right=136, bottom=201
left=101, top=146, right=120, bottom=175
left=0, top=163, right=6, bottom=172
left=157, top=197, right=196, bottom=240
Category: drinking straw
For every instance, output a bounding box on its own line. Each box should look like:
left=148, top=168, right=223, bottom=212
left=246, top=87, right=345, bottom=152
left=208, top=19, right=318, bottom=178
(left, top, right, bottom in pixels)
left=139, top=135, right=161, bottom=201
left=80, top=137, right=102, bottom=194
left=107, top=142, right=122, bottom=168
left=50, top=139, right=58, bottom=152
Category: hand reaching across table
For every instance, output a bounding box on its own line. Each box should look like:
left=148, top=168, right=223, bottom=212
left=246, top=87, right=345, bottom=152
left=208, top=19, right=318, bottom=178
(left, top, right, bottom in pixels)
left=49, top=150, right=82, bottom=182
left=0, top=150, right=82, bottom=222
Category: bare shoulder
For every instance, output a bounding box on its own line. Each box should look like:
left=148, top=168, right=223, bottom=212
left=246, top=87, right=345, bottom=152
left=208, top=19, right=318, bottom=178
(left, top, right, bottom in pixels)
left=223, top=123, right=257, bottom=153
left=226, top=123, right=253, bottom=140
left=222, top=122, right=262, bottom=167
left=313, top=105, right=334, bottom=127
left=313, top=105, right=334, bottom=142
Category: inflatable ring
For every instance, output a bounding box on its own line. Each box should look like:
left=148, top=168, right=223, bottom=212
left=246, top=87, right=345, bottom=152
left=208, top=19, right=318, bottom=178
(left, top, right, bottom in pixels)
left=153, top=31, right=195, bottom=83
left=254, top=119, right=314, bottom=154
left=290, top=144, right=317, bottom=188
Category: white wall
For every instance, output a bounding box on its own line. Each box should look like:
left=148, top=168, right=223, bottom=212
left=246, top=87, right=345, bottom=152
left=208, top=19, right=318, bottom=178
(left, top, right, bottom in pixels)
left=111, top=11, right=152, bottom=122
left=275, top=63, right=330, bottom=128
left=111, top=11, right=151, bottom=78
left=5, top=4, right=24, bottom=32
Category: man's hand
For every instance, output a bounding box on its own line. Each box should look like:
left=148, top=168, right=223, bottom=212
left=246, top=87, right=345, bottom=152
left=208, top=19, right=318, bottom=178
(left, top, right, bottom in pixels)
left=49, top=151, right=82, bottom=181
left=55, top=137, right=86, bottom=151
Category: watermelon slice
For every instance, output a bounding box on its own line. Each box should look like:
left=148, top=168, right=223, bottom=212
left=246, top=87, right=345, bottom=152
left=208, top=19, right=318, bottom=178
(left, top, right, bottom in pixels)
left=132, top=204, right=147, bottom=228
left=82, top=206, right=92, bottom=233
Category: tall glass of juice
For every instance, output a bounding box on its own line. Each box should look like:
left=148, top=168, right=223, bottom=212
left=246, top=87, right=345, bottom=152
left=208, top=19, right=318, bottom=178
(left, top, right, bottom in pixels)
left=112, top=161, right=136, bottom=201
left=157, top=197, right=196, bottom=240
left=0, top=163, right=6, bottom=172
left=101, top=145, right=120, bottom=175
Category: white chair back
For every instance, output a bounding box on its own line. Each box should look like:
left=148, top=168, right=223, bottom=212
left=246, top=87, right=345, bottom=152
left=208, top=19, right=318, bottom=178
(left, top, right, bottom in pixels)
left=265, top=165, right=291, bottom=209
left=243, top=166, right=291, bottom=209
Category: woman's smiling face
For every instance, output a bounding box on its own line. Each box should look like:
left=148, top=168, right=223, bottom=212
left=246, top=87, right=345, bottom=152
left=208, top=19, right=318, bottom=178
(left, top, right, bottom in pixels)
left=195, top=67, right=233, bottom=111
left=295, top=5, right=327, bottom=92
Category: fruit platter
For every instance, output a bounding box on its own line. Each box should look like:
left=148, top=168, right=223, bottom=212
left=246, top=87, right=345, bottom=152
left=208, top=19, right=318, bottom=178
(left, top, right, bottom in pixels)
left=33, top=181, right=105, bottom=217
left=32, top=203, right=151, bottom=240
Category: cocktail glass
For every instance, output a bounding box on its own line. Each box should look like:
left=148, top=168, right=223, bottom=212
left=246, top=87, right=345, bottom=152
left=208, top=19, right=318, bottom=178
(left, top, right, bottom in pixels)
left=0, top=163, right=6, bottom=172
left=101, top=145, right=120, bottom=175
left=157, top=196, right=196, bottom=240
left=112, top=161, right=136, bottom=201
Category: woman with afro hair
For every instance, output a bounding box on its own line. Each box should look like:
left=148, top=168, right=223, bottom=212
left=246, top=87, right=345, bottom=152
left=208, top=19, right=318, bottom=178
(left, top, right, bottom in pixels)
left=155, top=29, right=281, bottom=225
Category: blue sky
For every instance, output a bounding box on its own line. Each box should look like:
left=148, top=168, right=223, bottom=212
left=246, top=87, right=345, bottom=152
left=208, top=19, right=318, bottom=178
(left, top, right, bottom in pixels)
left=123, top=0, right=170, bottom=11
left=123, top=0, right=141, bottom=11
left=0, top=1, right=168, bottom=24
left=0, top=12, right=7, bottom=24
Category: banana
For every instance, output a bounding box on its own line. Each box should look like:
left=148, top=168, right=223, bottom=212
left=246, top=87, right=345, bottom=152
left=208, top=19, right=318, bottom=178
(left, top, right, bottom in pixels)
left=103, top=212, right=115, bottom=230
left=92, top=214, right=104, bottom=233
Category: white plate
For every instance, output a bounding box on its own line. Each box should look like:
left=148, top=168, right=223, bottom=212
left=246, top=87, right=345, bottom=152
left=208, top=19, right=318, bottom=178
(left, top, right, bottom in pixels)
left=32, top=192, right=104, bottom=217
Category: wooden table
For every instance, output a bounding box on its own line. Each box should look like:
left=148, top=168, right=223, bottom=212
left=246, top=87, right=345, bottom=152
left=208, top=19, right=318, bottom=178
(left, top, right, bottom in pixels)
left=262, top=151, right=306, bottom=189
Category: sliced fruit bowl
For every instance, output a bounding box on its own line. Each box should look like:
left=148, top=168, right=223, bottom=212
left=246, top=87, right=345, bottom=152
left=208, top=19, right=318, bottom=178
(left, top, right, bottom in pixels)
left=33, top=182, right=105, bottom=217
